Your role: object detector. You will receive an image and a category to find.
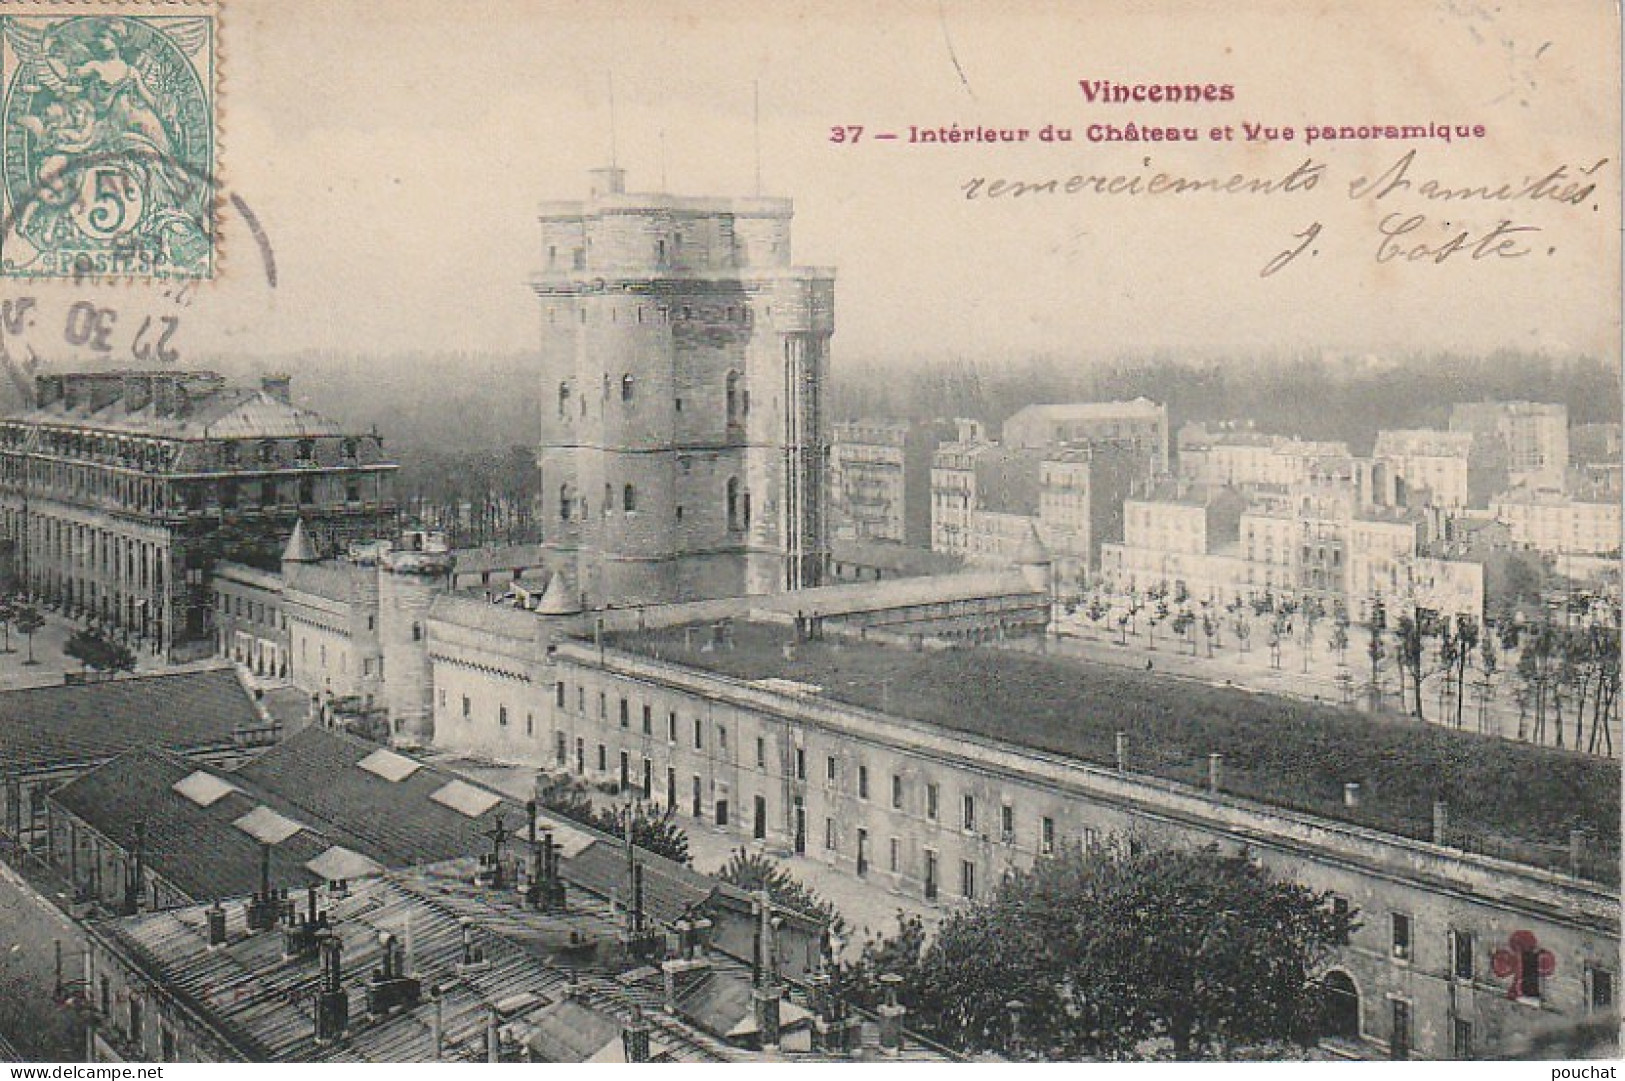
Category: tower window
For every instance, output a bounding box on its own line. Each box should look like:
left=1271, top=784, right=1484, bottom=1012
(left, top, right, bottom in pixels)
left=621, top=374, right=635, bottom=402
left=725, top=371, right=743, bottom=429
left=726, top=477, right=741, bottom=532
left=558, top=381, right=571, bottom=418
left=623, top=484, right=636, bottom=512
left=558, top=484, right=573, bottom=521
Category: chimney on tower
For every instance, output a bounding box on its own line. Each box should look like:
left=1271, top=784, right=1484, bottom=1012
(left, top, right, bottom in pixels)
left=260, top=374, right=293, bottom=406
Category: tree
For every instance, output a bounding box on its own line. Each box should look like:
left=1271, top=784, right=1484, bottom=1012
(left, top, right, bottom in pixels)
left=863, top=838, right=1356, bottom=1060
left=537, top=776, right=692, bottom=865
left=1452, top=615, right=1479, bottom=730
left=601, top=800, right=692, bottom=867
left=1328, top=623, right=1349, bottom=668
left=1364, top=599, right=1387, bottom=711
left=1201, top=611, right=1220, bottom=658
left=1475, top=626, right=1501, bottom=733
left=1171, top=609, right=1197, bottom=656
left=1233, top=612, right=1252, bottom=654
left=64, top=627, right=136, bottom=681
left=1392, top=612, right=1427, bottom=721
left=13, top=605, right=45, bottom=665
left=1298, top=596, right=1323, bottom=674
left=717, top=848, right=846, bottom=938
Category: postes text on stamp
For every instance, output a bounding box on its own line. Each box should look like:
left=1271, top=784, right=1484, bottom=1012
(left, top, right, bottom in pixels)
left=1, top=3, right=217, bottom=281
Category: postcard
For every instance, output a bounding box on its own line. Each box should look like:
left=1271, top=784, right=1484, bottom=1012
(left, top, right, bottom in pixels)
left=0, top=0, right=1617, bottom=1070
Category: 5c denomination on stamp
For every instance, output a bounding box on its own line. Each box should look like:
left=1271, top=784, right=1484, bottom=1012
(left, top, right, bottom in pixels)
left=1, top=1, right=218, bottom=281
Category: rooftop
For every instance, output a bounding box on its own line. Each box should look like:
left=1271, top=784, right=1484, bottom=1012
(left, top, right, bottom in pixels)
left=49, top=748, right=380, bottom=901
left=605, top=622, right=1619, bottom=882
left=91, top=858, right=949, bottom=1062
left=1007, top=399, right=1165, bottom=421
left=13, top=372, right=350, bottom=440
left=0, top=667, right=268, bottom=777
left=232, top=728, right=755, bottom=922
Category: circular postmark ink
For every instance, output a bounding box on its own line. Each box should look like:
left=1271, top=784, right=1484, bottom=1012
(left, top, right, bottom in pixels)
left=1, top=14, right=214, bottom=279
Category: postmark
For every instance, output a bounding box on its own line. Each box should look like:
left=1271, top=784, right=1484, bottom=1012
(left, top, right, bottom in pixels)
left=0, top=2, right=218, bottom=281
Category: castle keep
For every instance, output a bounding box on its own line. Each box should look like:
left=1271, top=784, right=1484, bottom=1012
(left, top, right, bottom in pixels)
left=533, top=168, right=835, bottom=609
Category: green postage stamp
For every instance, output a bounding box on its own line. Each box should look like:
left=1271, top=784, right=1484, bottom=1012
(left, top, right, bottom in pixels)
left=0, top=1, right=218, bottom=280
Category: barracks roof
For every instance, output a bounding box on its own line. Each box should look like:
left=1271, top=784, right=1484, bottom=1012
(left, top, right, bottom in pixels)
left=0, top=667, right=266, bottom=777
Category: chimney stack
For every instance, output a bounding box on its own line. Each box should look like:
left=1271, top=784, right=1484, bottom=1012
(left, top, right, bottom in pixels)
left=457, top=918, right=489, bottom=972
left=876, top=973, right=906, bottom=1056
left=261, top=373, right=293, bottom=405
left=751, top=891, right=784, bottom=1050
left=1207, top=753, right=1224, bottom=794
left=622, top=1007, right=653, bottom=1063
left=1115, top=730, right=1129, bottom=773
left=1570, top=827, right=1588, bottom=877
left=313, top=935, right=349, bottom=1044
left=366, top=931, right=422, bottom=1017
left=661, top=916, right=713, bottom=1013
left=485, top=1005, right=502, bottom=1063
left=1343, top=782, right=1362, bottom=809
left=122, top=375, right=153, bottom=414
left=1431, top=800, right=1448, bottom=845
left=429, top=985, right=444, bottom=1061
left=206, top=901, right=228, bottom=947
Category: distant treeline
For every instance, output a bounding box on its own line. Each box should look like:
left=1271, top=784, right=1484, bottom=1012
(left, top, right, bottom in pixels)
left=828, top=350, right=1621, bottom=451
left=192, top=348, right=1615, bottom=540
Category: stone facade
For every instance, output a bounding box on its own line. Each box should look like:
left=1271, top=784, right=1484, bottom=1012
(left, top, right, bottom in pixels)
left=433, top=634, right=1615, bottom=1061
left=831, top=419, right=953, bottom=548
left=0, top=372, right=395, bottom=656
left=533, top=168, right=835, bottom=609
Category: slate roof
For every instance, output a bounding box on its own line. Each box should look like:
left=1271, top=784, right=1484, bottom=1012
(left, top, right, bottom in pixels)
left=524, top=998, right=645, bottom=1063
left=48, top=747, right=389, bottom=902
left=0, top=667, right=265, bottom=777
left=234, top=728, right=533, bottom=868
left=90, top=859, right=952, bottom=1062
left=232, top=728, right=722, bottom=923
left=19, top=385, right=347, bottom=440
left=88, top=862, right=745, bottom=1063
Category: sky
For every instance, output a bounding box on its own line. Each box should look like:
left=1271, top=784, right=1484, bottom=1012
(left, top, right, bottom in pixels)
left=6, top=0, right=1621, bottom=368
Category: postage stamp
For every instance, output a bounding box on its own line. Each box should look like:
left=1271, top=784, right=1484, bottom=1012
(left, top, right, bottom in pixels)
left=0, top=2, right=218, bottom=281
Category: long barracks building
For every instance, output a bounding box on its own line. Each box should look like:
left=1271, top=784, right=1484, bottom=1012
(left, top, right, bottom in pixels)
left=200, top=540, right=1618, bottom=1059
left=416, top=599, right=1618, bottom=1061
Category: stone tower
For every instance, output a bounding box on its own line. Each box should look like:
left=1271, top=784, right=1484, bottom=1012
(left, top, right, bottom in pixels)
left=377, top=531, right=452, bottom=748
left=532, top=167, right=835, bottom=609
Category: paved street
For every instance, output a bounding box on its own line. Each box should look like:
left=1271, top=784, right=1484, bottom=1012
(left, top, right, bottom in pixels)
left=0, top=851, right=89, bottom=1061
left=0, top=608, right=210, bottom=694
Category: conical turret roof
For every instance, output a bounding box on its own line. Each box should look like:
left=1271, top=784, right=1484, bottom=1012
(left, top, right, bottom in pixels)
left=281, top=519, right=318, bottom=564
left=535, top=569, right=581, bottom=616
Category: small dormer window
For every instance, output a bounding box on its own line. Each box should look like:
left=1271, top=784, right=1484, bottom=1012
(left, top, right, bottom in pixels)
left=258, top=440, right=276, bottom=465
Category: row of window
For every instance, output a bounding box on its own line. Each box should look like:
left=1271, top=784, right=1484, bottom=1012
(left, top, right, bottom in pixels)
left=1373, top=906, right=1613, bottom=1010
left=182, top=476, right=365, bottom=511
left=556, top=372, right=751, bottom=425
left=555, top=479, right=750, bottom=531
left=219, top=438, right=361, bottom=468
